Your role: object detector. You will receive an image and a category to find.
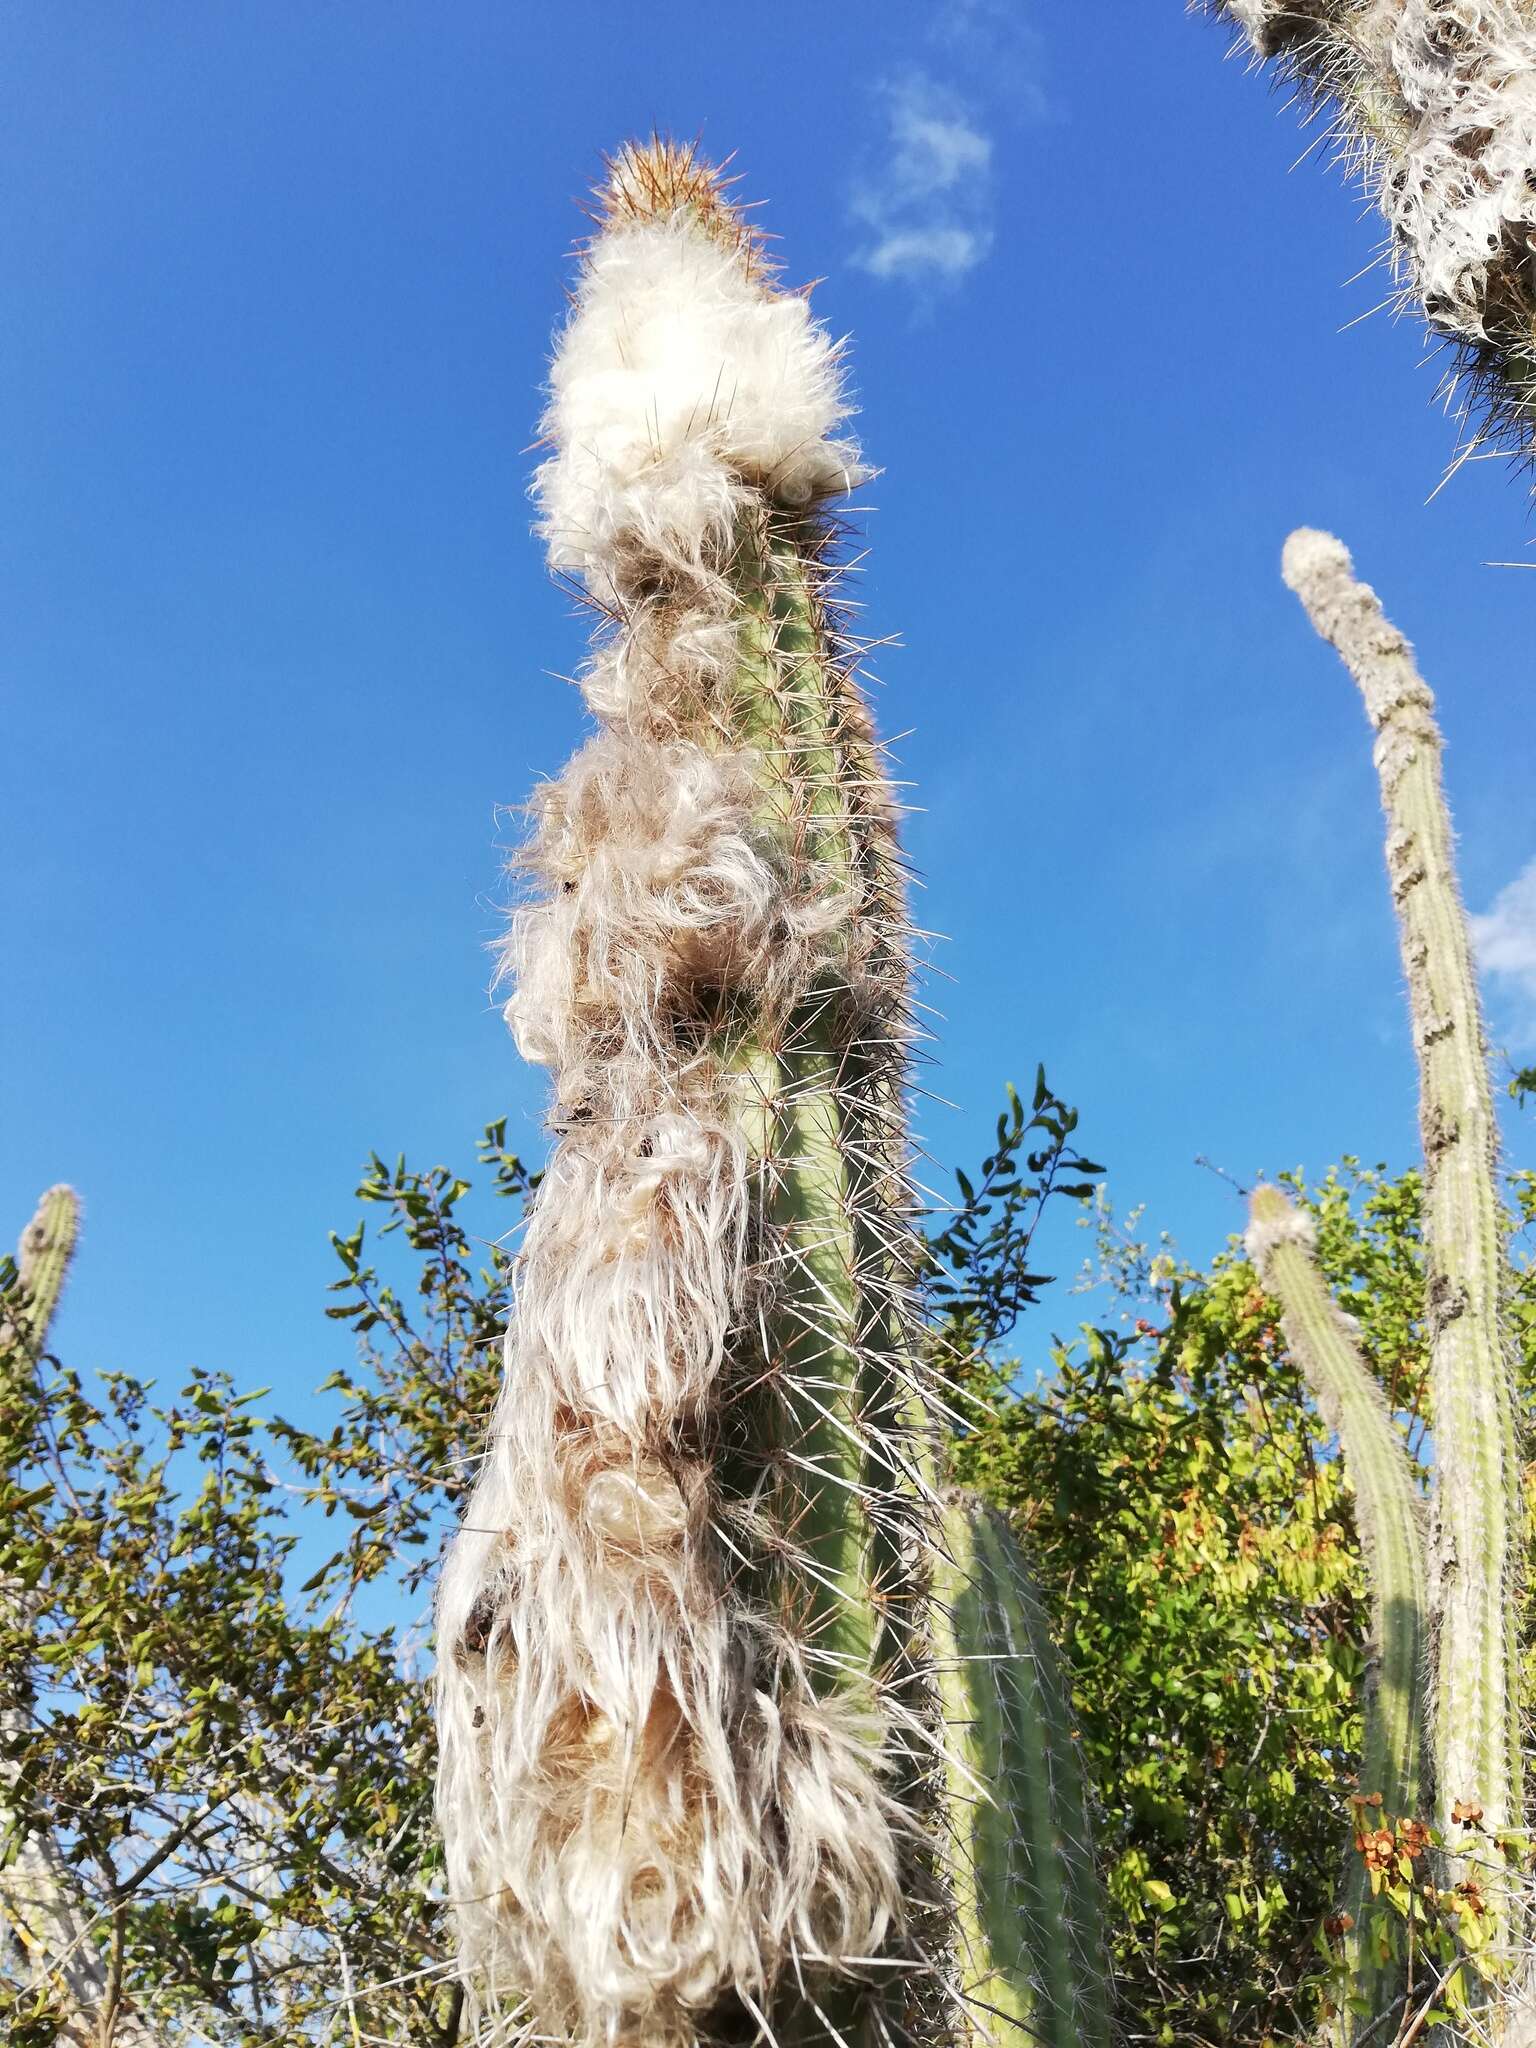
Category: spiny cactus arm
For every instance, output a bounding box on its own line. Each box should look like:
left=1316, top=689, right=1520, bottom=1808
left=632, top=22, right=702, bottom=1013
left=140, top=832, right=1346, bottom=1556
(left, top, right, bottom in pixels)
left=1205, top=1, right=1409, bottom=132
left=1281, top=529, right=1522, bottom=1945
left=436, top=143, right=942, bottom=2048
left=931, top=1495, right=1112, bottom=2048
left=1200, top=1, right=1536, bottom=458
left=1247, top=1185, right=1427, bottom=1823
left=717, top=510, right=931, bottom=1693
left=1246, top=1183, right=1427, bottom=2039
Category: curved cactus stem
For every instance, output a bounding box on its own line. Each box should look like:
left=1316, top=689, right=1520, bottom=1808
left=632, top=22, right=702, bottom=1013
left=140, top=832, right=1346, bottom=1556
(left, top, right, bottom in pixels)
left=1247, top=1182, right=1427, bottom=2040
left=1281, top=529, right=1524, bottom=1991
left=931, top=1494, right=1112, bottom=2048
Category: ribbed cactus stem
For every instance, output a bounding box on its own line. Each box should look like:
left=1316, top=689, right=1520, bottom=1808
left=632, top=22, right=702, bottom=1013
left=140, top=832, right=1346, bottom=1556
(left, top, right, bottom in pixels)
left=1281, top=529, right=1522, bottom=1961
left=1247, top=1182, right=1427, bottom=2040
left=931, top=1496, right=1111, bottom=2048
left=718, top=515, right=924, bottom=1691
left=436, top=143, right=944, bottom=2048
left=1204, top=1, right=1536, bottom=453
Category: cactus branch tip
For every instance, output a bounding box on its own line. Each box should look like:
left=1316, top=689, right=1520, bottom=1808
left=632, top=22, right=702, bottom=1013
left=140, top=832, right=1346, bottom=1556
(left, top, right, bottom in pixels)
left=1279, top=526, right=1422, bottom=730
left=594, top=136, right=766, bottom=276
left=1244, top=1181, right=1317, bottom=1268
left=19, top=1184, right=81, bottom=1257
left=1281, top=526, right=1351, bottom=592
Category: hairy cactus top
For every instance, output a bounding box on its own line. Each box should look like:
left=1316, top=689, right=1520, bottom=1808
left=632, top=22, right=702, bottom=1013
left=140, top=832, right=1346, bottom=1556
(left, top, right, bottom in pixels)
left=535, top=142, right=864, bottom=600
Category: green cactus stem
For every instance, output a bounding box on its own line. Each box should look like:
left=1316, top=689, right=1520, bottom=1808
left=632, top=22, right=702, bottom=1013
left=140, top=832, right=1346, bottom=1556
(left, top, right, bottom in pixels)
left=1247, top=1181, right=1427, bottom=2039
left=1282, top=528, right=1523, bottom=1982
left=715, top=511, right=920, bottom=1698
left=930, top=1494, right=1111, bottom=2048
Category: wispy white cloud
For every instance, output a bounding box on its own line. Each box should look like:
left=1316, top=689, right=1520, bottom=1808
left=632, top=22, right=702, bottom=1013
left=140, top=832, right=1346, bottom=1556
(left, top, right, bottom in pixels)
left=848, top=4, right=1044, bottom=294
left=859, top=224, right=992, bottom=284
left=851, top=75, right=996, bottom=287
left=932, top=0, right=1047, bottom=113
left=1471, top=857, right=1536, bottom=1045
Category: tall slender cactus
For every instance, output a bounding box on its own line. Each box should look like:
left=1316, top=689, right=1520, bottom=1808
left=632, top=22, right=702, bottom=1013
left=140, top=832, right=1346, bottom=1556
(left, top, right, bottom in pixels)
left=434, top=140, right=924, bottom=2046
left=1201, top=1, right=1536, bottom=458
left=435, top=140, right=1112, bottom=2048
left=1246, top=1182, right=1428, bottom=2041
left=1280, top=529, right=1524, bottom=1993
left=13, top=1188, right=78, bottom=1345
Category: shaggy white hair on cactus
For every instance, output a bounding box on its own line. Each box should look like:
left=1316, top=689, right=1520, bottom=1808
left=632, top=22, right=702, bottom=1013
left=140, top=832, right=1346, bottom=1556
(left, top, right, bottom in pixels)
left=535, top=219, right=866, bottom=592
left=516, top=1113, right=748, bottom=1433
left=577, top=600, right=741, bottom=730
left=437, top=143, right=916, bottom=2048
left=1385, top=2, right=1536, bottom=340
left=502, top=734, right=846, bottom=1086
left=1242, top=1189, right=1318, bottom=1270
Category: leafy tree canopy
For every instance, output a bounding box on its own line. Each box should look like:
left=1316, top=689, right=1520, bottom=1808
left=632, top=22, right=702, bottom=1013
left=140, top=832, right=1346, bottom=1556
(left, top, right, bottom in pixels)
left=3, top=1091, right=1531, bottom=2045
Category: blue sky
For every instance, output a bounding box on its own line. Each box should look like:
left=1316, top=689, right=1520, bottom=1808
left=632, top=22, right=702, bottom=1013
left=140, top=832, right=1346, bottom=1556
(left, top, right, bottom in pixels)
left=4, top=2, right=1532, bottom=1406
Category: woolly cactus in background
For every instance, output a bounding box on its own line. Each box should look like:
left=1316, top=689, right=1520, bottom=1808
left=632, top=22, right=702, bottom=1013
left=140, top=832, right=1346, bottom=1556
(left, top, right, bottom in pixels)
left=435, top=143, right=1109, bottom=2048
left=1202, top=1, right=1536, bottom=456
left=1281, top=530, right=1525, bottom=2016
left=1246, top=1183, right=1427, bottom=2040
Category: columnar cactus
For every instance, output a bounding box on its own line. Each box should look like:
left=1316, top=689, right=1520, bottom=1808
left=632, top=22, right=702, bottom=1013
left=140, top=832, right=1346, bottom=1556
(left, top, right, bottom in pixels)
left=1246, top=1182, right=1427, bottom=2039
left=435, top=142, right=1108, bottom=2048
left=1280, top=530, right=1524, bottom=1992
left=1204, top=1, right=1536, bottom=454
left=932, top=1495, right=1111, bottom=2048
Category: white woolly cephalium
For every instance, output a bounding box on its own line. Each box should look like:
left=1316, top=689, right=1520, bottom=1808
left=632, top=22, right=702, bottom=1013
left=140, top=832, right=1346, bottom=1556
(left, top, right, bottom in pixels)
left=534, top=218, right=866, bottom=598
left=437, top=143, right=929, bottom=2048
